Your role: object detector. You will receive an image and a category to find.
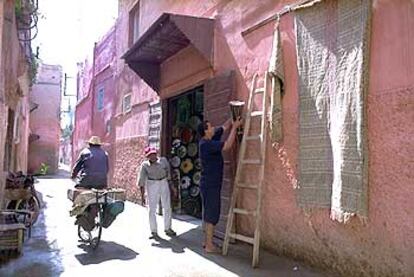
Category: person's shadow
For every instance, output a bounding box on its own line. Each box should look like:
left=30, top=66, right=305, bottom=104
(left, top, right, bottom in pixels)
left=75, top=241, right=138, bottom=265
left=151, top=236, right=185, bottom=254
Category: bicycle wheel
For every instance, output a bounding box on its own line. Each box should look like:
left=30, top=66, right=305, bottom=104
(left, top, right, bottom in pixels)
left=77, top=204, right=103, bottom=249
left=77, top=224, right=91, bottom=242
left=89, top=204, right=103, bottom=249
left=6, top=200, right=17, bottom=210
left=15, top=196, right=40, bottom=225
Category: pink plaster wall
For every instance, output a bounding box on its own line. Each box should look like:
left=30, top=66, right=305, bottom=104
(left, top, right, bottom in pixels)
left=14, top=76, right=31, bottom=173
left=225, top=1, right=413, bottom=276
left=111, top=1, right=159, bottom=198
left=76, top=59, right=93, bottom=102
left=72, top=97, right=92, bottom=161
left=73, top=59, right=93, bottom=162
left=112, top=1, right=414, bottom=275
left=92, top=27, right=116, bottom=144
left=73, top=27, right=117, bottom=166
left=95, top=26, right=116, bottom=74
left=0, top=0, right=32, bottom=207
left=116, top=0, right=158, bottom=116
left=160, top=46, right=212, bottom=97
left=28, top=64, right=62, bottom=174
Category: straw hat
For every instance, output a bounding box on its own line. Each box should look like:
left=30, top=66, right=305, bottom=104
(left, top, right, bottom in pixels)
left=88, top=136, right=102, bottom=145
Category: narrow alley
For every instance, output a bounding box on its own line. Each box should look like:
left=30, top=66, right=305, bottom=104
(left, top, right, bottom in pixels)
left=1, top=0, right=413, bottom=276
left=0, top=167, right=326, bottom=277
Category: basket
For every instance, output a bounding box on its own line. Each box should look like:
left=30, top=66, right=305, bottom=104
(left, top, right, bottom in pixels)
left=4, top=189, right=32, bottom=201
left=67, top=188, right=126, bottom=203
left=0, top=224, right=25, bottom=253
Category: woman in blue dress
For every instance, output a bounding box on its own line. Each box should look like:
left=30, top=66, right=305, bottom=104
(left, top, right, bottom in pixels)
left=197, top=117, right=242, bottom=253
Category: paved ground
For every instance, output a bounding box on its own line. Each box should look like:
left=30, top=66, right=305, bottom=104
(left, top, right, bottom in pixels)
left=0, top=168, right=328, bottom=277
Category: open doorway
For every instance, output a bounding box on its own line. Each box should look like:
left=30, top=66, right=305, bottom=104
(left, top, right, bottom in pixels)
left=166, top=86, right=203, bottom=218
left=3, top=109, right=15, bottom=172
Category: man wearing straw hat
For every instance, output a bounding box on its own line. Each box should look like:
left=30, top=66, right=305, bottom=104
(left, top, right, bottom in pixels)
left=71, top=136, right=109, bottom=190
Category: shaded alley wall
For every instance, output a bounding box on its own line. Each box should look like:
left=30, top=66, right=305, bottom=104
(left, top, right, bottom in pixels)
left=0, top=0, right=33, bottom=207
left=28, top=64, right=62, bottom=174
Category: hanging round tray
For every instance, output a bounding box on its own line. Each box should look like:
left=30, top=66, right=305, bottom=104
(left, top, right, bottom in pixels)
left=180, top=176, right=192, bottom=189
left=170, top=156, right=181, bottom=168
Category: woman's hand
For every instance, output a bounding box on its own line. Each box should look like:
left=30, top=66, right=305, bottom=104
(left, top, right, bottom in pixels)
left=223, top=118, right=232, bottom=132
left=233, top=117, right=243, bottom=129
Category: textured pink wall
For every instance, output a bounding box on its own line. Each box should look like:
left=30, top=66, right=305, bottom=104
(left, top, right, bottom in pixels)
left=73, top=27, right=117, bottom=166
left=110, top=0, right=158, bottom=198
left=235, top=1, right=413, bottom=276
left=116, top=1, right=158, bottom=116
left=14, top=81, right=31, bottom=173
left=72, top=97, right=92, bottom=161
left=160, top=46, right=212, bottom=95
left=95, top=26, right=116, bottom=74
left=28, top=64, right=62, bottom=174
left=113, top=1, right=414, bottom=275
left=73, top=56, right=94, bottom=162
left=0, top=0, right=33, bottom=207
left=92, top=27, right=116, bottom=144
left=76, top=59, right=93, bottom=102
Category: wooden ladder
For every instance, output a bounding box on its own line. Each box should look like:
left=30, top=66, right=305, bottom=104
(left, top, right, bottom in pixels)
left=222, top=72, right=269, bottom=267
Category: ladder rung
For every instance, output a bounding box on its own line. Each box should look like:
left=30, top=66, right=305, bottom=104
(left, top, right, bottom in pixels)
left=230, top=233, right=254, bottom=244
left=237, top=183, right=258, bottom=189
left=245, top=135, right=261, bottom=141
left=254, top=88, right=265, bottom=94
left=242, top=159, right=261, bottom=165
left=251, top=111, right=263, bottom=117
left=233, top=208, right=256, bottom=216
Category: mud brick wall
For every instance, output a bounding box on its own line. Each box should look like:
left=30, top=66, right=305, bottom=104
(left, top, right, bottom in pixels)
left=111, top=136, right=147, bottom=203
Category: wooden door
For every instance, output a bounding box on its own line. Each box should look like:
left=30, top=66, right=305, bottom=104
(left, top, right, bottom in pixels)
left=148, top=101, right=162, bottom=150
left=204, top=70, right=237, bottom=238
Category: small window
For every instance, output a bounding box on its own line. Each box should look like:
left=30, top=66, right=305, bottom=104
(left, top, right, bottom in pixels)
left=128, top=1, right=140, bottom=46
left=13, top=103, right=21, bottom=144
left=106, top=121, right=111, bottom=134
left=97, top=87, right=104, bottom=111
left=13, top=114, right=20, bottom=144
left=123, top=94, right=132, bottom=113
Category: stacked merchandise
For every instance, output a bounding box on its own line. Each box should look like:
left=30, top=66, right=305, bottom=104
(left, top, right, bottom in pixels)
left=170, top=96, right=203, bottom=218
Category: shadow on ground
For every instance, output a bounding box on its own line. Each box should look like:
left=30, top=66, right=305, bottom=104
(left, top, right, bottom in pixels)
left=163, top=225, right=325, bottom=277
left=75, top=241, right=138, bottom=265
left=0, top=195, right=64, bottom=277
left=151, top=236, right=185, bottom=254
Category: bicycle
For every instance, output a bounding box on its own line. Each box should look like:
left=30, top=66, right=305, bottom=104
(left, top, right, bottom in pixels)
left=5, top=172, right=41, bottom=230
left=76, top=190, right=108, bottom=249
left=68, top=188, right=125, bottom=250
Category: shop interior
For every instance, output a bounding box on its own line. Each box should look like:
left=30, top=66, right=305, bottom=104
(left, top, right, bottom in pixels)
left=167, top=86, right=204, bottom=218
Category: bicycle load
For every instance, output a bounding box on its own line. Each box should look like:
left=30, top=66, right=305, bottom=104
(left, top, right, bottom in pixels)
left=68, top=136, right=126, bottom=249
left=67, top=187, right=125, bottom=249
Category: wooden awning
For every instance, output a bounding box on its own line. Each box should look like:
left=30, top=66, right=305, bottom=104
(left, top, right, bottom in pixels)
left=122, top=13, right=214, bottom=92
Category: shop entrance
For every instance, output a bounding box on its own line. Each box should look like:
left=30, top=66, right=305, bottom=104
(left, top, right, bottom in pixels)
left=3, top=109, right=15, bottom=171
left=167, top=86, right=204, bottom=218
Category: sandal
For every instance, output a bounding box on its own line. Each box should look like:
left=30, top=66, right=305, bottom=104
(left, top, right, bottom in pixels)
left=204, top=246, right=221, bottom=254
left=165, top=229, right=177, bottom=237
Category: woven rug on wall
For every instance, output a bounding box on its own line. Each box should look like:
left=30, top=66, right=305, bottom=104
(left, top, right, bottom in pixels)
left=295, top=0, right=370, bottom=222
left=268, top=18, right=285, bottom=144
